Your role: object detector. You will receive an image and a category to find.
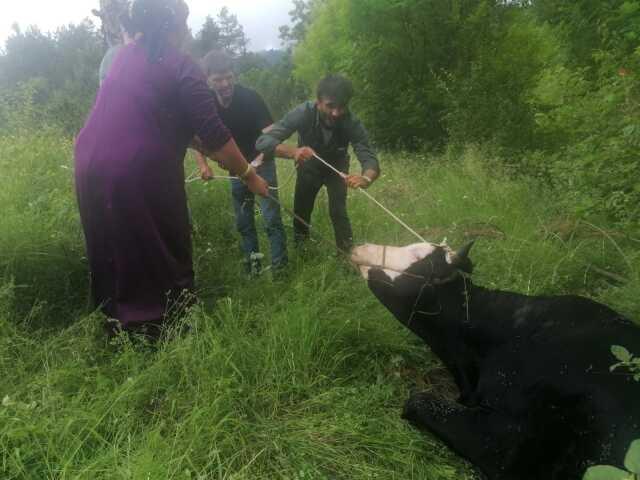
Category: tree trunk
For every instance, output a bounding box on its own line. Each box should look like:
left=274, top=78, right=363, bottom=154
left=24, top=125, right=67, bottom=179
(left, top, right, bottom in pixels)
left=92, top=0, right=130, bottom=47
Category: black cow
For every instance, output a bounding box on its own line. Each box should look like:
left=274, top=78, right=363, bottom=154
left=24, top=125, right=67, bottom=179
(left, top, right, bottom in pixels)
left=350, top=241, right=640, bottom=480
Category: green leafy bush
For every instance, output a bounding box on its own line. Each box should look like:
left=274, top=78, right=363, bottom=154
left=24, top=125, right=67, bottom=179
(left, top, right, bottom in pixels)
left=611, top=345, right=640, bottom=381
left=581, top=345, right=640, bottom=480
left=529, top=51, right=640, bottom=225
left=583, top=440, right=640, bottom=480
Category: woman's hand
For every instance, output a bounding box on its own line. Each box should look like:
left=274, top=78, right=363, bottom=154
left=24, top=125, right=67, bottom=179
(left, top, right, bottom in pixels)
left=195, top=150, right=214, bottom=181
left=214, top=138, right=268, bottom=195
left=199, top=162, right=214, bottom=181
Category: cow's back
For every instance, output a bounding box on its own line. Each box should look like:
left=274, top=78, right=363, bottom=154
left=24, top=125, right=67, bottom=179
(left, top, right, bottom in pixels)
left=474, top=294, right=640, bottom=476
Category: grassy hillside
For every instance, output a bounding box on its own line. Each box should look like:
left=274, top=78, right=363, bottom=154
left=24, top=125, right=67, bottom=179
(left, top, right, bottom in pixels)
left=1, top=133, right=639, bottom=479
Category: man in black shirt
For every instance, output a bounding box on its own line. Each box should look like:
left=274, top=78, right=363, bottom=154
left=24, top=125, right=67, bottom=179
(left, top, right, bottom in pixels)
left=256, top=74, right=380, bottom=252
left=196, top=50, right=287, bottom=276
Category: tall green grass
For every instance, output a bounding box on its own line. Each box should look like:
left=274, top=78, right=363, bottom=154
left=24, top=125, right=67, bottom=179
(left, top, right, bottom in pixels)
left=1, top=134, right=639, bottom=479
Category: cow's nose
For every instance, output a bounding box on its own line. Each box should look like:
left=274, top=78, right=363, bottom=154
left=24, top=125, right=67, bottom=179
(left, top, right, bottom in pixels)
left=349, top=245, right=364, bottom=263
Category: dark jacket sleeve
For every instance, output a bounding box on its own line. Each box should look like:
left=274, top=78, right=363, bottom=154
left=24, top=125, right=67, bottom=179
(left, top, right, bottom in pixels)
left=177, top=56, right=231, bottom=152
left=256, top=102, right=308, bottom=155
left=347, top=116, right=380, bottom=173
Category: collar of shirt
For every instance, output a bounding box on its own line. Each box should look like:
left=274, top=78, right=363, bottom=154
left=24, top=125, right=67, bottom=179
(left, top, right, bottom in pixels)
left=313, top=104, right=352, bottom=145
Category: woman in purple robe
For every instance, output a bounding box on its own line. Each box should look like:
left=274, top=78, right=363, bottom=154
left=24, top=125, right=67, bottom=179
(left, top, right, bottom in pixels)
left=74, top=0, right=268, bottom=337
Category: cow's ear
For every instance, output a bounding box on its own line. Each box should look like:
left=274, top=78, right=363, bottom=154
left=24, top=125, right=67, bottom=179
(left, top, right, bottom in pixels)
left=450, top=241, right=474, bottom=274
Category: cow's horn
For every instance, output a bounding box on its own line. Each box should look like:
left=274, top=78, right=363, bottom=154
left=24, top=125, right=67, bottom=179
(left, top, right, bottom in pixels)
left=452, top=240, right=475, bottom=265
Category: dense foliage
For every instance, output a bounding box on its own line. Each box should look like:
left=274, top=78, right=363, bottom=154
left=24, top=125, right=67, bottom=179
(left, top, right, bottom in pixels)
left=292, top=0, right=640, bottom=226
left=0, top=22, right=103, bottom=135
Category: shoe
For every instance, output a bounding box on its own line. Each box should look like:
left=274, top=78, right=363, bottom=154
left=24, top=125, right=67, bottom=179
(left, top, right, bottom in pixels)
left=243, top=252, right=264, bottom=278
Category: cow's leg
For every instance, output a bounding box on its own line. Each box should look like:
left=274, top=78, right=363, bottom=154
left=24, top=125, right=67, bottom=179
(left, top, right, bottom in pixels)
left=403, top=392, right=521, bottom=480
left=442, top=351, right=480, bottom=406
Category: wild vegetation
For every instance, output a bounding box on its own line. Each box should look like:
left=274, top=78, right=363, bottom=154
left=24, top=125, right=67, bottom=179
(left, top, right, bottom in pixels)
left=1, top=0, right=639, bottom=478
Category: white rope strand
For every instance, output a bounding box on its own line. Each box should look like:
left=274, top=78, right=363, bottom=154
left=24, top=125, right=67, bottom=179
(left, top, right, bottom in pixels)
left=187, top=152, right=428, bottom=244
left=185, top=171, right=285, bottom=190
left=311, top=153, right=426, bottom=243
left=185, top=173, right=237, bottom=183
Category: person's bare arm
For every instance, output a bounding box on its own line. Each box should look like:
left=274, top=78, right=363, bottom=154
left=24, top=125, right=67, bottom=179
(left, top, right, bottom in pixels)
left=214, top=138, right=269, bottom=196
left=345, top=116, right=380, bottom=189
left=260, top=124, right=302, bottom=161
left=256, top=104, right=317, bottom=166
left=346, top=168, right=379, bottom=189
left=195, top=150, right=214, bottom=180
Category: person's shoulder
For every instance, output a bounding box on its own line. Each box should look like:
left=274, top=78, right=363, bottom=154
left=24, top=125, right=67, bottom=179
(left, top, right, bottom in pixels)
left=343, top=109, right=364, bottom=129
left=164, top=46, right=205, bottom=77
left=286, top=100, right=314, bottom=116
left=235, top=84, right=264, bottom=103
left=235, top=84, right=258, bottom=97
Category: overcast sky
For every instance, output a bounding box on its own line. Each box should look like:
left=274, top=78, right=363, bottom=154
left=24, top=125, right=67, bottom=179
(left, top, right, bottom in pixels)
left=0, top=0, right=294, bottom=51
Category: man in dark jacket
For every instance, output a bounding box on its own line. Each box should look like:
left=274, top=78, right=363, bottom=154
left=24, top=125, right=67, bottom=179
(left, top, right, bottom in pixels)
left=256, top=74, right=380, bottom=252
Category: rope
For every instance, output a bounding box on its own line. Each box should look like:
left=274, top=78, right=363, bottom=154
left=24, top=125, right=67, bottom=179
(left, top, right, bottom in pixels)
left=186, top=172, right=285, bottom=191
left=185, top=167, right=353, bottom=260
left=265, top=193, right=431, bottom=280
left=187, top=176, right=429, bottom=279
left=186, top=168, right=297, bottom=192
left=264, top=193, right=352, bottom=257
left=185, top=173, right=235, bottom=183
left=311, top=153, right=427, bottom=243
left=185, top=156, right=431, bottom=278
left=187, top=154, right=426, bottom=244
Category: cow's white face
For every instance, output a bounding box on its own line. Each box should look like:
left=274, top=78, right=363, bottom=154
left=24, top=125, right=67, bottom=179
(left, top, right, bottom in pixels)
left=350, top=242, right=456, bottom=281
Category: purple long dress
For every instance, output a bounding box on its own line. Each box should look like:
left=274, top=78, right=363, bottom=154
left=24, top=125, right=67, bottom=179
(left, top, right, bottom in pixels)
left=74, top=42, right=230, bottom=329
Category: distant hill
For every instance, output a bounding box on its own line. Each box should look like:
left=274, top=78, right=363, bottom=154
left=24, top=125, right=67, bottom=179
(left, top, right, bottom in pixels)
left=236, top=49, right=288, bottom=74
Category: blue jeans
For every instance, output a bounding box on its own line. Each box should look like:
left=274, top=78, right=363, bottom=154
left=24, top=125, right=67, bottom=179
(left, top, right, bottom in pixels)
left=231, top=160, right=288, bottom=269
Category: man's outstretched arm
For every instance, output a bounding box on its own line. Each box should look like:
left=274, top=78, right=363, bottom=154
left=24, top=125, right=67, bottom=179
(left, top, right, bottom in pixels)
left=346, top=118, right=380, bottom=189
left=256, top=103, right=316, bottom=165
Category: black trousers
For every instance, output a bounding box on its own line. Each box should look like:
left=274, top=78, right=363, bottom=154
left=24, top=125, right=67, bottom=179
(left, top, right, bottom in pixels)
left=293, top=159, right=353, bottom=252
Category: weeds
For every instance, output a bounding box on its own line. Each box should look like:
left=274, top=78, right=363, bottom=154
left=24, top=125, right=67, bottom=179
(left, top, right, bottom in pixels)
left=1, top=137, right=639, bottom=478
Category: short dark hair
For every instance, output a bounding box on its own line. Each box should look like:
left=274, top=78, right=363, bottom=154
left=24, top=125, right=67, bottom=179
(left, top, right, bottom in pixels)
left=202, top=50, right=234, bottom=76
left=316, top=74, right=354, bottom=105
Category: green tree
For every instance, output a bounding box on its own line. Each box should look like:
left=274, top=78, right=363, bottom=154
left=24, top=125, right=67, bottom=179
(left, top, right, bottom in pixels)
left=217, top=7, right=248, bottom=56
left=239, top=53, right=307, bottom=119
left=293, top=0, right=501, bottom=148
left=0, top=20, right=103, bottom=135
left=189, top=8, right=248, bottom=59
left=0, top=25, right=58, bottom=89
left=190, top=15, right=221, bottom=58
left=279, top=0, right=324, bottom=49
left=532, top=0, right=640, bottom=67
